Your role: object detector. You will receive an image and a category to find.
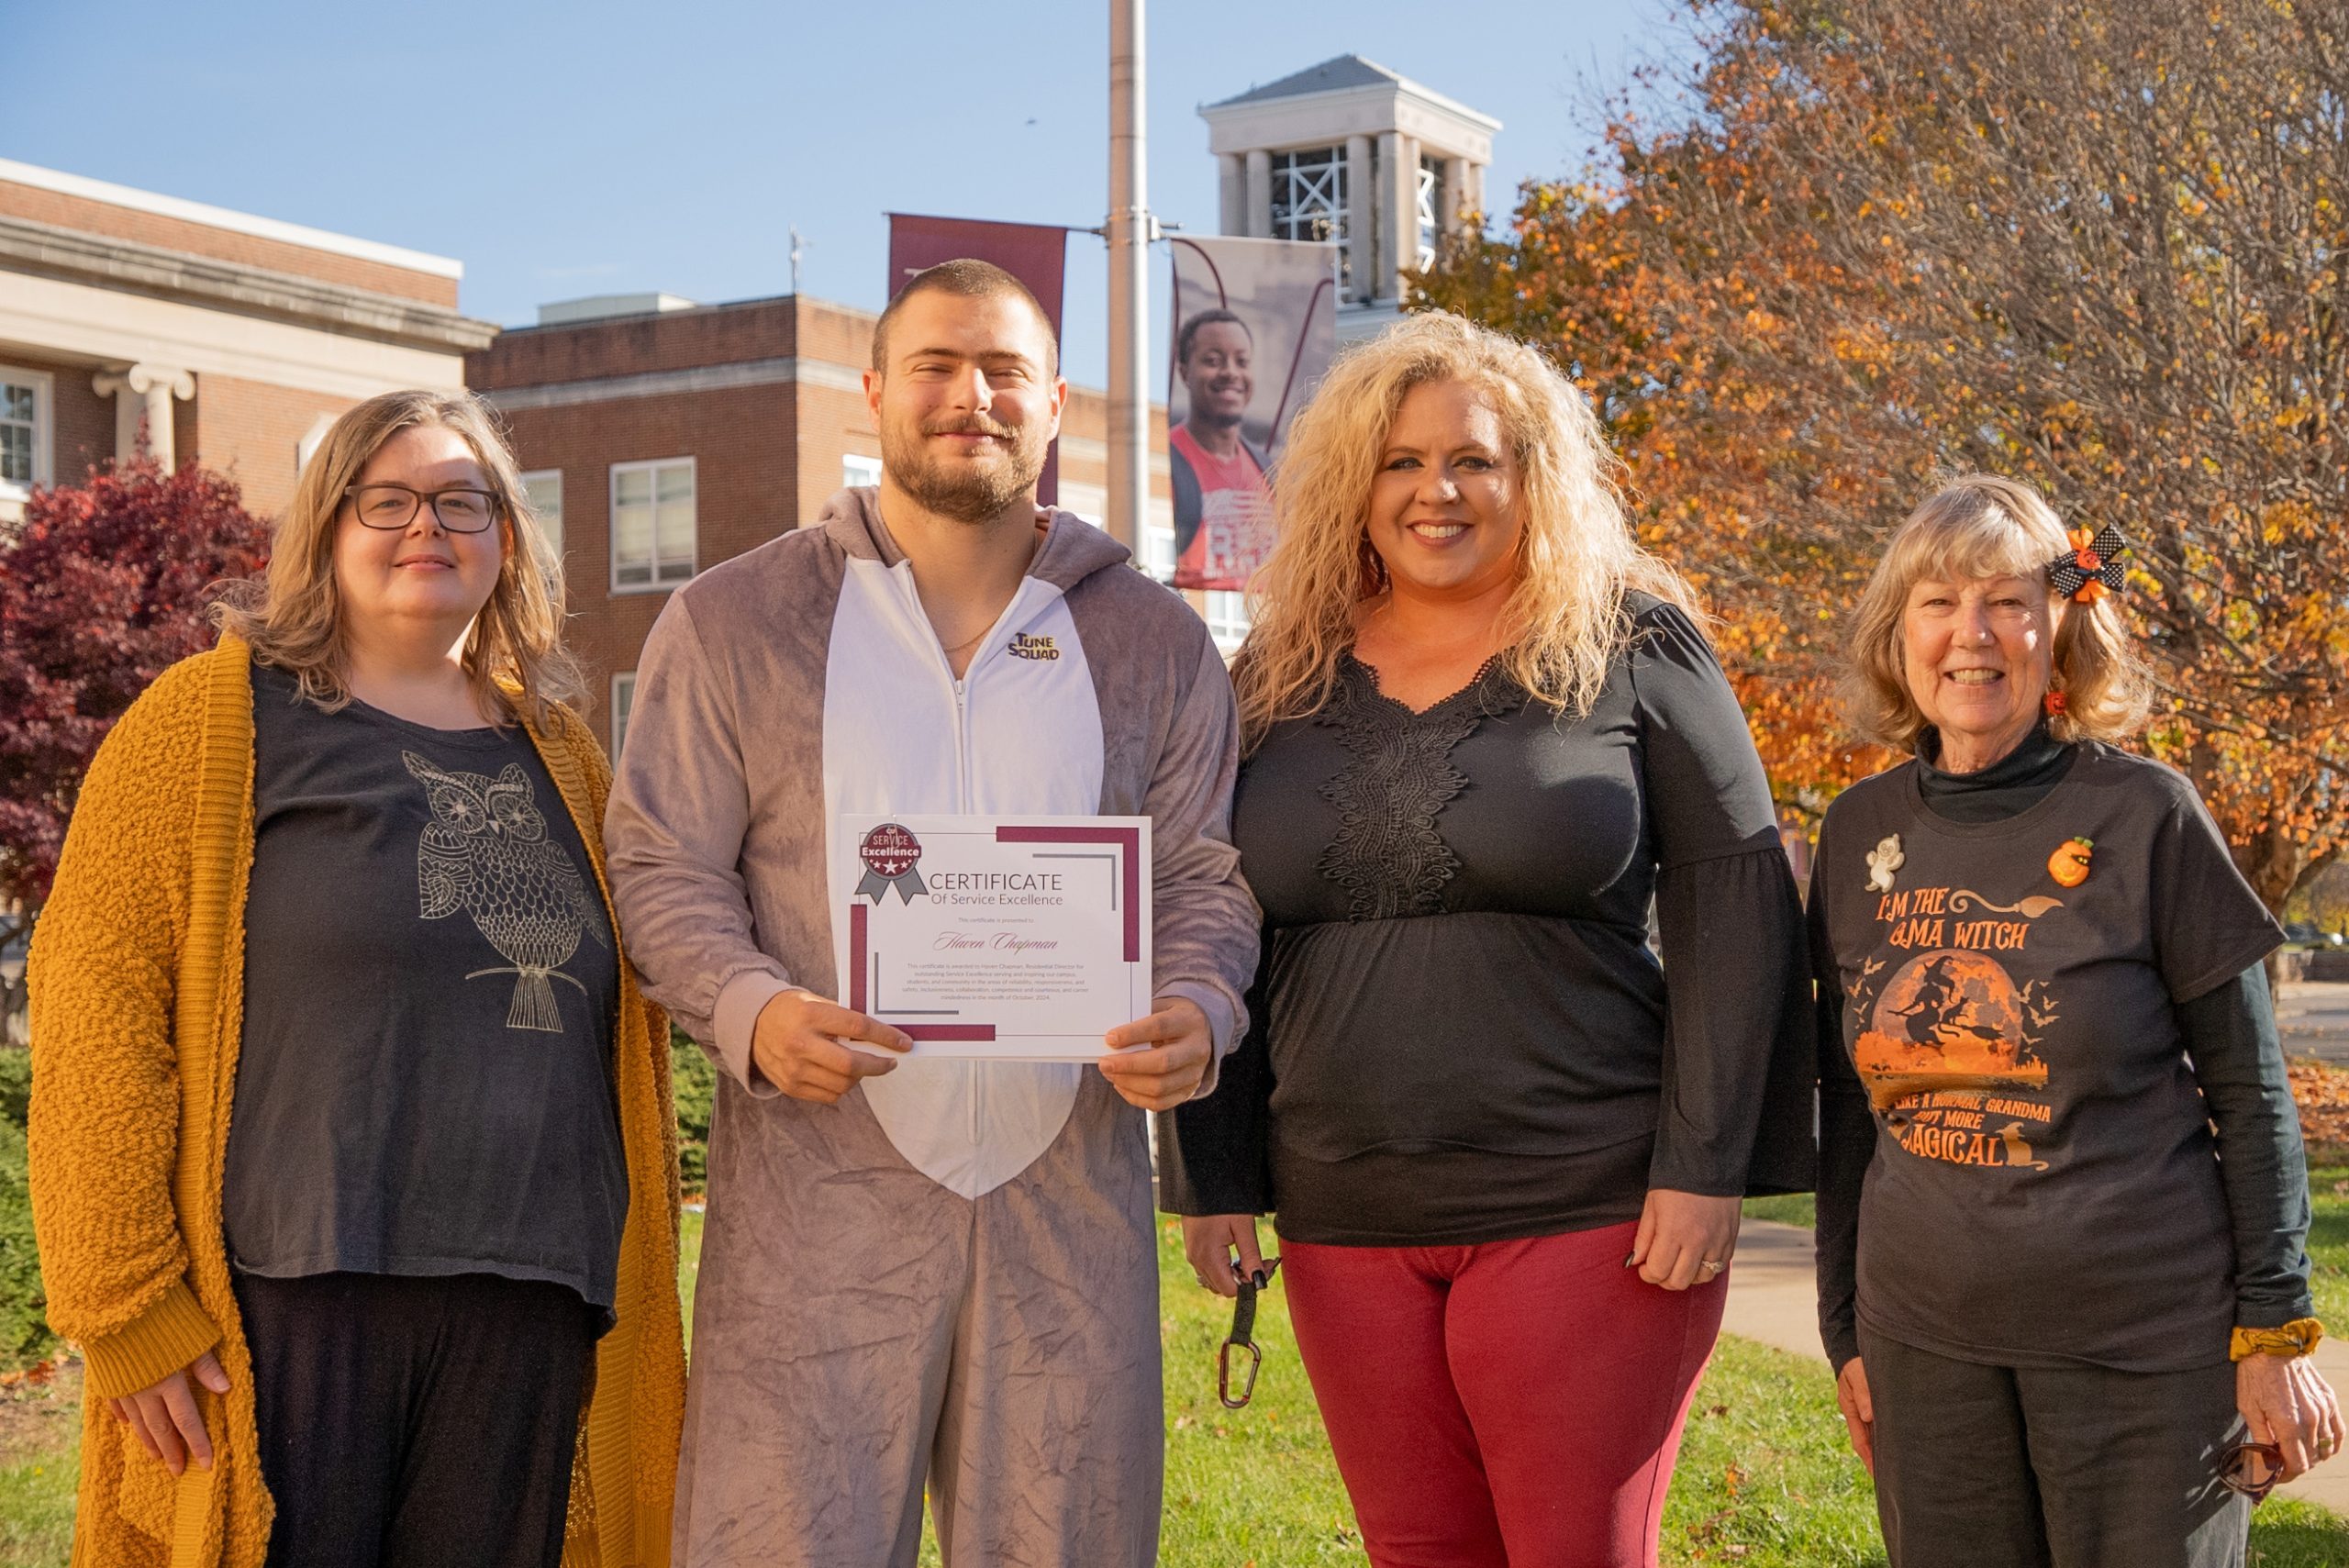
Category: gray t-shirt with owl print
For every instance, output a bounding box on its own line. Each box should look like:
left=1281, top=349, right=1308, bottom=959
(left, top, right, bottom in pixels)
left=1811, top=741, right=2281, bottom=1373
left=225, top=664, right=627, bottom=1316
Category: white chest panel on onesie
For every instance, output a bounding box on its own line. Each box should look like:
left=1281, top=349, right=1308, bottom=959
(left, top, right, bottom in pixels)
left=822, top=554, right=1108, bottom=1198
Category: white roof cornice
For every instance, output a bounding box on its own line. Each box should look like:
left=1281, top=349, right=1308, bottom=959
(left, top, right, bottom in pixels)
left=1201, top=78, right=1500, bottom=162
left=0, top=158, right=463, bottom=280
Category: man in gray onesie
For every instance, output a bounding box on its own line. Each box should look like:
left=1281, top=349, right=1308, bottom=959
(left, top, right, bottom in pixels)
left=605, top=260, right=1258, bottom=1567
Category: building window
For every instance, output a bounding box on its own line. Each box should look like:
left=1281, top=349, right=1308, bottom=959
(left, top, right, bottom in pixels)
left=1144, top=504, right=1176, bottom=583
left=1416, top=156, right=1443, bottom=272
left=521, top=469, right=563, bottom=562
left=610, top=672, right=636, bottom=759
left=841, top=453, right=882, bottom=488
left=1205, top=590, right=1250, bottom=653
left=610, top=458, right=695, bottom=591
left=0, top=366, right=54, bottom=506
left=1271, top=147, right=1347, bottom=249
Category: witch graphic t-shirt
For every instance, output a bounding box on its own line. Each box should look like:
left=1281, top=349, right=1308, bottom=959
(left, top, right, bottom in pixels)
left=224, top=664, right=628, bottom=1316
left=1814, top=741, right=2281, bottom=1371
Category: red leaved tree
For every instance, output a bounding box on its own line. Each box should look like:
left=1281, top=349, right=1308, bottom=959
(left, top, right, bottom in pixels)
left=0, top=460, right=270, bottom=1027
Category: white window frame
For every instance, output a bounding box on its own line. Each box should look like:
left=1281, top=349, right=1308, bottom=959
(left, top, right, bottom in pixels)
left=841, top=452, right=883, bottom=489
left=1271, top=147, right=1347, bottom=248
left=0, top=365, right=56, bottom=510
left=610, top=671, right=637, bottom=760
left=1205, top=589, right=1250, bottom=654
left=609, top=457, right=696, bottom=594
left=1416, top=156, right=1442, bottom=272
left=1143, top=496, right=1176, bottom=583
left=520, top=468, right=564, bottom=569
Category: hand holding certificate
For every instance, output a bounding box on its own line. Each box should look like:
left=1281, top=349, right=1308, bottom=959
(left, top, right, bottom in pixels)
left=831, top=812, right=1212, bottom=1106
left=837, top=813, right=1155, bottom=1060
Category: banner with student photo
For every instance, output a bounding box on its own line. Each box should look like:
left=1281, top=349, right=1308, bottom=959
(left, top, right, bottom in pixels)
left=1164, top=236, right=1338, bottom=590
left=887, top=213, right=1071, bottom=505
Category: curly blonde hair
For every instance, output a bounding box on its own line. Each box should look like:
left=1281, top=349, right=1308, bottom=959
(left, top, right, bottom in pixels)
left=1842, top=473, right=2148, bottom=751
left=214, top=389, right=581, bottom=729
left=1234, top=312, right=1691, bottom=745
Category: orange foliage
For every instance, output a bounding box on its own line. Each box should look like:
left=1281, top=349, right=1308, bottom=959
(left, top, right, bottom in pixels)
left=1418, top=0, right=2349, bottom=908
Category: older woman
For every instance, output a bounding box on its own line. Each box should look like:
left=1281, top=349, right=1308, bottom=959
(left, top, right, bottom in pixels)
left=1160, top=312, right=1814, bottom=1568
left=1812, top=474, right=2337, bottom=1568
left=28, top=391, right=684, bottom=1568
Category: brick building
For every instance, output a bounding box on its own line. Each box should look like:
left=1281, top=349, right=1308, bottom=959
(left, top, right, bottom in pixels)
left=469, top=292, right=1200, bottom=753
left=0, top=158, right=493, bottom=520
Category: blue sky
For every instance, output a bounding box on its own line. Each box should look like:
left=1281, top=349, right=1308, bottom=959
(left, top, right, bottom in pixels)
left=7, top=0, right=1685, bottom=386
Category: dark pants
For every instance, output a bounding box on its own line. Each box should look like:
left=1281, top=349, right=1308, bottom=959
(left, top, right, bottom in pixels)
left=233, top=1271, right=597, bottom=1568
left=1860, top=1325, right=2251, bottom=1568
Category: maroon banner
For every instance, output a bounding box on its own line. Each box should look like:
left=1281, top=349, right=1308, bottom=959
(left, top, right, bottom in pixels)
left=886, top=214, right=1070, bottom=506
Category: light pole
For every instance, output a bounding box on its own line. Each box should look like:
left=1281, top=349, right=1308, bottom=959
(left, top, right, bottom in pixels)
left=1106, top=0, right=1150, bottom=552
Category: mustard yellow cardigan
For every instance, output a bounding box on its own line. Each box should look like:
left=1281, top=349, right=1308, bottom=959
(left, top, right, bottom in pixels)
left=27, top=638, right=685, bottom=1568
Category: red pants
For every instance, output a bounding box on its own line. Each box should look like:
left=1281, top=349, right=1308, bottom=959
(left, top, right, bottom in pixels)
left=1283, top=1220, right=1725, bottom=1568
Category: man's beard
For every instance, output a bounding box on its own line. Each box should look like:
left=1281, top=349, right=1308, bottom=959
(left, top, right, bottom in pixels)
left=885, top=416, right=1050, bottom=524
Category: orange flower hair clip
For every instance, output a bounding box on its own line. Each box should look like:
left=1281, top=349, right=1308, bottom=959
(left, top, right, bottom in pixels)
left=2047, top=524, right=2128, bottom=604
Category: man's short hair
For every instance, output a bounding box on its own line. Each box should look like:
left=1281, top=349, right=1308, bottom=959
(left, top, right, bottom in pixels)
left=872, top=259, right=1060, bottom=378
left=1176, top=308, right=1251, bottom=369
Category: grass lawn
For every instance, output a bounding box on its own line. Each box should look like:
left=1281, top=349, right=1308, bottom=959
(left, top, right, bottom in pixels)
left=2, top=1198, right=2343, bottom=1565
left=2308, top=1164, right=2349, bottom=1332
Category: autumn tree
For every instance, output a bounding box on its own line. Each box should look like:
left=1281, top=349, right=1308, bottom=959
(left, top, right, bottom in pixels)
left=0, top=460, right=269, bottom=1024
left=1421, top=0, right=2349, bottom=909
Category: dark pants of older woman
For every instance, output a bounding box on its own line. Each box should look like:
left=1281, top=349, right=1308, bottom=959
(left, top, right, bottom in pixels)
left=1862, top=1328, right=2251, bottom=1568
left=1283, top=1220, right=1727, bottom=1568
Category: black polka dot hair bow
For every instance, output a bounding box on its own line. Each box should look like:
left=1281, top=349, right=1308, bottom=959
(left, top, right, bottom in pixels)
left=2046, top=524, right=2129, bottom=604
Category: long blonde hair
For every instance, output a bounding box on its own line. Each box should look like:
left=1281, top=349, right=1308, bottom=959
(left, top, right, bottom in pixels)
left=1235, top=311, right=1692, bottom=745
left=1842, top=473, right=2149, bottom=751
left=214, top=389, right=581, bottom=728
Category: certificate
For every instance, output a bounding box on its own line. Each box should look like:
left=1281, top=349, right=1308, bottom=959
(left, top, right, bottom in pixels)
left=834, top=813, right=1153, bottom=1060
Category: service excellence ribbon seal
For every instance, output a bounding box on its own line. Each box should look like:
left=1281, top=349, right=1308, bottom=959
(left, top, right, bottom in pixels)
left=855, top=822, right=928, bottom=904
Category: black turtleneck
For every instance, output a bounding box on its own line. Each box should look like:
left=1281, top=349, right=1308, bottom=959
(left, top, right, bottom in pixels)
left=1811, top=724, right=2312, bottom=1369
left=1913, top=721, right=2076, bottom=824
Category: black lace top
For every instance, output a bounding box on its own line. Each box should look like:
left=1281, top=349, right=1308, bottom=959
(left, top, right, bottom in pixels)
left=1160, top=597, right=1817, bottom=1245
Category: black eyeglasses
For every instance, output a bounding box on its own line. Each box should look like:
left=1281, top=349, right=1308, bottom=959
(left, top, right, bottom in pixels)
left=344, top=484, right=500, bottom=534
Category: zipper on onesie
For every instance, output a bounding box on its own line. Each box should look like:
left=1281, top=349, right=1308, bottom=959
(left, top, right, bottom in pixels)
left=953, top=672, right=982, bottom=1147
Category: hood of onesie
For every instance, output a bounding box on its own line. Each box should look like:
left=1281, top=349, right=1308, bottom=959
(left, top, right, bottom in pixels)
left=816, top=486, right=1137, bottom=595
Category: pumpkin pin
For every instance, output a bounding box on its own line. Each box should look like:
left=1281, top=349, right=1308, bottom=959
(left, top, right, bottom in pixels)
left=2047, top=837, right=2093, bottom=888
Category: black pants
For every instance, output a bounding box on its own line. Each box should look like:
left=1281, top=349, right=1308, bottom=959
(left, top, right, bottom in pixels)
left=234, top=1271, right=597, bottom=1568
left=1860, top=1326, right=2251, bottom=1568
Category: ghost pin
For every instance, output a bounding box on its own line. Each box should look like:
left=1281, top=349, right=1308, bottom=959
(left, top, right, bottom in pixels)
left=1865, top=834, right=1904, bottom=894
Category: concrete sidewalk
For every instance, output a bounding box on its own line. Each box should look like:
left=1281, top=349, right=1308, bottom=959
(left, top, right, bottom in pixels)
left=1722, top=1218, right=2349, bottom=1514
left=2278, top=980, right=2349, bottom=1067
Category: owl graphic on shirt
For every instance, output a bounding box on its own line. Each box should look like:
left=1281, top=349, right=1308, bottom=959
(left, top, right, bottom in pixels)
left=403, top=751, right=607, bottom=1032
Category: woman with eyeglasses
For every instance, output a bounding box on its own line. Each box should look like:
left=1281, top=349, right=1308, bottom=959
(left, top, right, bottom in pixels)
left=28, top=390, right=684, bottom=1568
left=1811, top=474, right=2338, bottom=1568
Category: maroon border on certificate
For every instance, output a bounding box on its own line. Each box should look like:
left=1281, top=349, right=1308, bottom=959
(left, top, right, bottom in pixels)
left=992, top=824, right=1142, bottom=962
left=848, top=902, right=997, bottom=1042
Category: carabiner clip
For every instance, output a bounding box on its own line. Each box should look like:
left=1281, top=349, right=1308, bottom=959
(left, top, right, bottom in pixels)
left=1215, top=1255, right=1279, bottom=1410
left=1217, top=1337, right=1262, bottom=1409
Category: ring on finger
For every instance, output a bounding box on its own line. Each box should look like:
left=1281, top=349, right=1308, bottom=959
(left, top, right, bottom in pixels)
left=1697, top=1259, right=1726, bottom=1277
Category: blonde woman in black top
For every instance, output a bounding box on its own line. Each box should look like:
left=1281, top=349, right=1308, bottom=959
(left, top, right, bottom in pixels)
left=1811, top=474, right=2337, bottom=1568
left=1160, top=312, right=1813, bottom=1568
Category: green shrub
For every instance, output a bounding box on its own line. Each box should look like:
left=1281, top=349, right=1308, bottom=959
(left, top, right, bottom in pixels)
left=0, top=1046, right=29, bottom=1131
left=0, top=1117, right=55, bottom=1368
left=671, top=1027, right=714, bottom=1194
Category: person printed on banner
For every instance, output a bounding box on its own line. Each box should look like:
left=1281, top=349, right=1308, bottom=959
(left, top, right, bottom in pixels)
left=1811, top=474, right=2340, bottom=1568
left=1169, top=308, right=1275, bottom=589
